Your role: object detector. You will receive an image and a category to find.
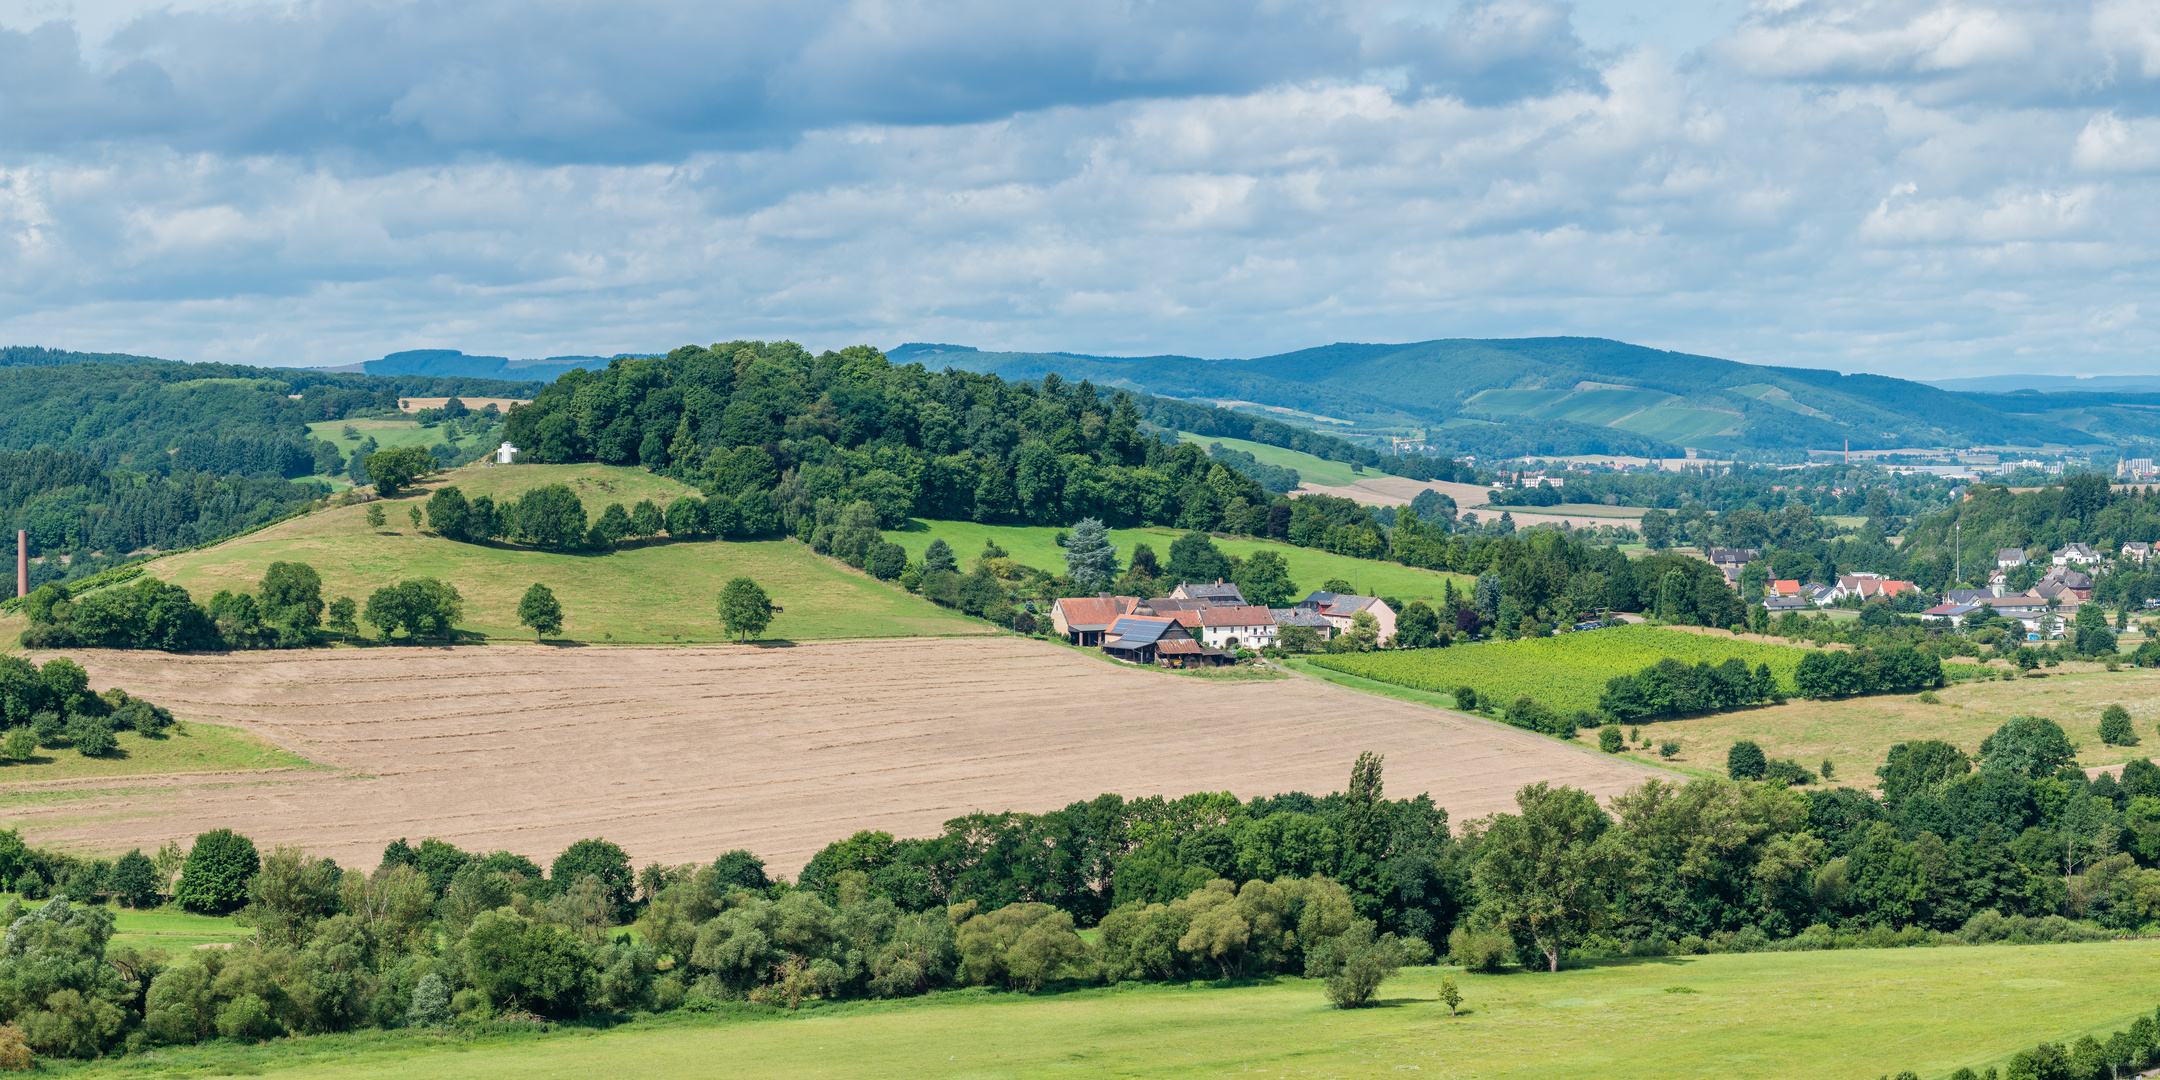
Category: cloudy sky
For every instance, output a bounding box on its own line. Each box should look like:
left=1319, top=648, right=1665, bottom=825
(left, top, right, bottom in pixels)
left=1, top=0, right=2155, bottom=376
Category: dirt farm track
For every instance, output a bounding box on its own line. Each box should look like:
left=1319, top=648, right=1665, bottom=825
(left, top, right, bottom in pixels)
left=12, top=639, right=1661, bottom=873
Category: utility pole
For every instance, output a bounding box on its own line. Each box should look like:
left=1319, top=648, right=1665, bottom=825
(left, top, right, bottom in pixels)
left=1955, top=519, right=1961, bottom=587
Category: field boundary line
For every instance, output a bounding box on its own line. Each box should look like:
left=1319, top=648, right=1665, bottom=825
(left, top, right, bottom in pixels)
left=1272, top=658, right=1687, bottom=782
left=0, top=766, right=328, bottom=793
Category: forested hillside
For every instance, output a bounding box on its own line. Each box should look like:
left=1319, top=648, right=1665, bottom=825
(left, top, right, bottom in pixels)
left=898, top=338, right=2100, bottom=456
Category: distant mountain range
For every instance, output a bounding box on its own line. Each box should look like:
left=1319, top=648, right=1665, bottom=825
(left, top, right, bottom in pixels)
left=891, top=339, right=2160, bottom=456
left=11, top=340, right=2160, bottom=457
left=310, top=349, right=641, bottom=382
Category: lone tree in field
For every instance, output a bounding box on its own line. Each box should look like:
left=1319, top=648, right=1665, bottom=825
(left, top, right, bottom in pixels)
left=719, top=577, right=775, bottom=643
left=1471, top=782, right=1613, bottom=972
left=1061, top=518, right=1118, bottom=592
left=2099, top=704, right=2138, bottom=747
left=518, top=583, right=564, bottom=640
left=1727, top=740, right=1767, bottom=780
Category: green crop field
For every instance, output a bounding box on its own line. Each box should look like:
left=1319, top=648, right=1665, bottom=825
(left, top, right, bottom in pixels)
left=57, top=942, right=2160, bottom=1080
left=1465, top=388, right=1572, bottom=416
left=133, top=463, right=986, bottom=644
left=1524, top=388, right=1672, bottom=427
left=1173, top=431, right=1370, bottom=487
left=891, top=519, right=1474, bottom=601
left=1612, top=406, right=1742, bottom=444
left=0, top=722, right=315, bottom=784
left=1312, top=625, right=1811, bottom=713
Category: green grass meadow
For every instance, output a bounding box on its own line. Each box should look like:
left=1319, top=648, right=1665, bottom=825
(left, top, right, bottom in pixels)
left=0, top=723, right=315, bottom=784
left=891, top=519, right=1474, bottom=602
left=57, top=943, right=2160, bottom=1080
left=1173, top=431, right=1371, bottom=487
left=137, top=464, right=986, bottom=644
left=1312, top=624, right=1811, bottom=714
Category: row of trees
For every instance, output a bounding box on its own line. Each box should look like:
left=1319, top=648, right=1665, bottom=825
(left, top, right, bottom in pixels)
left=0, top=723, right=2145, bottom=1061
left=0, top=656, right=174, bottom=759
left=17, top=560, right=475, bottom=650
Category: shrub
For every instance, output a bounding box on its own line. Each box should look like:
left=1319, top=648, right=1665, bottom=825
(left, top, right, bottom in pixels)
left=1762, top=759, right=1813, bottom=786
left=1916, top=690, right=1941, bottom=705
left=1, top=730, right=34, bottom=762
left=1727, top=740, right=1767, bottom=781
left=68, top=718, right=115, bottom=758
left=2099, top=704, right=2138, bottom=747
left=1658, top=740, right=1680, bottom=759
left=1453, top=686, right=1478, bottom=711
left=1598, top=725, right=1623, bottom=753
left=1447, top=927, right=1511, bottom=973
left=0, top=1023, right=29, bottom=1071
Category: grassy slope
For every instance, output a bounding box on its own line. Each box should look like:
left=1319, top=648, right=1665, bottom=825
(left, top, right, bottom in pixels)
left=891, top=519, right=1474, bottom=602
left=1611, top=662, right=2160, bottom=783
left=1312, top=625, right=1812, bottom=715
left=138, top=464, right=985, bottom=644
left=1174, top=431, right=1370, bottom=487
left=0, top=723, right=314, bottom=784
left=66, top=944, right=2160, bottom=1080
left=310, top=418, right=497, bottom=456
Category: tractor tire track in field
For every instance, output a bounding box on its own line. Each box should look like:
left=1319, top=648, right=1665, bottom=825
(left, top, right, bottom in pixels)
left=12, top=639, right=1662, bottom=874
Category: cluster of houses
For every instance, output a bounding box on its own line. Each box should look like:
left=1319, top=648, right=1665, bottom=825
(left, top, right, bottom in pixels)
left=1049, top=582, right=1397, bottom=668
left=1745, top=540, right=2145, bottom=640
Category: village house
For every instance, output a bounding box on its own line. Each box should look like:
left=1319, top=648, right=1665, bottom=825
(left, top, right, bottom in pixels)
left=1297, top=591, right=1398, bottom=641
left=1169, top=581, right=1248, bottom=605
left=1271, top=608, right=1334, bottom=640
left=1049, top=595, right=1139, bottom=646
left=2124, top=541, right=2153, bottom=565
left=1098, top=614, right=1230, bottom=668
left=1169, top=605, right=1280, bottom=650
left=1827, top=573, right=1919, bottom=603
left=1998, top=547, right=2029, bottom=569
left=2053, top=543, right=2103, bottom=567
left=1762, top=596, right=1811, bottom=613
left=1769, top=579, right=1803, bottom=598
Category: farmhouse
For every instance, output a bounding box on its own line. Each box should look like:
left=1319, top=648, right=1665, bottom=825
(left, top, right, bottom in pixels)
left=1169, top=581, right=1249, bottom=605
left=1098, top=615, right=1230, bottom=668
left=1050, top=595, right=1140, bottom=646
left=1186, top=605, right=1279, bottom=650
left=1298, top=591, right=1397, bottom=641
left=1271, top=608, right=1334, bottom=639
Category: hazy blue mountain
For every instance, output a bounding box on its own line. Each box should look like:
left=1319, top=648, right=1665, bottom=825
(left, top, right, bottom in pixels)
left=1926, top=374, right=2160, bottom=393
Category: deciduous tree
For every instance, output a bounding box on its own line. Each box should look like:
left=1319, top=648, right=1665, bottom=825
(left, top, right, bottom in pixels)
left=719, top=577, right=774, bottom=643
left=518, top=583, right=564, bottom=640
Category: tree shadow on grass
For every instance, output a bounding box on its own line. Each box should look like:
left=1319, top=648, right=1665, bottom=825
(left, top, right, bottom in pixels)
left=750, top=639, right=799, bottom=648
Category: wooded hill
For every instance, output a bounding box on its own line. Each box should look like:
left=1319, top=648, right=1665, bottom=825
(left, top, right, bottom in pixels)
left=893, top=339, right=2109, bottom=456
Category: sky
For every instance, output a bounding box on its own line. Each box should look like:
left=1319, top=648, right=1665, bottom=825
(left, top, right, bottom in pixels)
left=0, top=0, right=2156, bottom=377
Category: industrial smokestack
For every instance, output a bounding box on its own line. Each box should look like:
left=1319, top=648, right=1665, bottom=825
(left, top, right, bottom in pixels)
left=14, top=530, right=23, bottom=599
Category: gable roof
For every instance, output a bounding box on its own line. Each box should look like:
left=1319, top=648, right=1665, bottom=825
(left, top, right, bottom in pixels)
left=1174, top=582, right=1247, bottom=602
left=1103, top=615, right=1179, bottom=645
left=1998, top=548, right=2027, bottom=562
left=1771, top=579, right=1800, bottom=595
left=1054, top=596, right=1138, bottom=629
left=1272, top=608, right=1333, bottom=627
left=1196, top=605, right=1278, bottom=627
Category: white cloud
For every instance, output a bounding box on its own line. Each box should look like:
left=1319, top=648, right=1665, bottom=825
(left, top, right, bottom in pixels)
left=0, top=0, right=2156, bottom=376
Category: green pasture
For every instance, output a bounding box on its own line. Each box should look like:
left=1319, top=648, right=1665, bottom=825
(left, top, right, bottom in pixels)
left=138, top=464, right=986, bottom=644
left=0, top=895, right=245, bottom=951
left=0, top=722, right=312, bottom=784
left=892, top=519, right=1474, bottom=601
left=1465, top=388, right=1571, bottom=416
left=60, top=942, right=2160, bottom=1080
left=309, top=418, right=499, bottom=457
left=1313, top=624, right=1811, bottom=714
left=1173, top=431, right=1370, bottom=487
left=1525, top=388, right=1671, bottom=427
left=1612, top=405, right=1742, bottom=444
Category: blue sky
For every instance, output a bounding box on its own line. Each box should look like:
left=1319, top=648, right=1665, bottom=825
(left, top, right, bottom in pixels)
left=1, top=0, right=2156, bottom=376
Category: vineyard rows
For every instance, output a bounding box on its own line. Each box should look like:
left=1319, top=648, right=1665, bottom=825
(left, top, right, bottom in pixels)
left=1311, top=625, right=1814, bottom=714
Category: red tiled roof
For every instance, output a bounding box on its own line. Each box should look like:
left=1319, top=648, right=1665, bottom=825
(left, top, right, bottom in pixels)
left=1196, top=605, right=1277, bottom=627
left=1055, top=596, right=1138, bottom=628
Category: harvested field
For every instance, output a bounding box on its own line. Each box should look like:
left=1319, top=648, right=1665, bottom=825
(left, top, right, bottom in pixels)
left=11, top=639, right=1660, bottom=873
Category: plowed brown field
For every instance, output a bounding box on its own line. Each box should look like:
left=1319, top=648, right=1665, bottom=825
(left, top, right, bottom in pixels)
left=12, top=639, right=1661, bottom=874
